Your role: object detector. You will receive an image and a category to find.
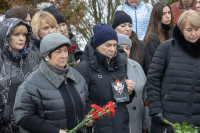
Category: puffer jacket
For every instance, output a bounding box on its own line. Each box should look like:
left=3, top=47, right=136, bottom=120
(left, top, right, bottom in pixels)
left=76, top=40, right=134, bottom=133
left=116, top=1, right=152, bottom=40
left=146, top=24, right=200, bottom=133
left=14, top=60, right=88, bottom=133
left=0, top=18, right=38, bottom=133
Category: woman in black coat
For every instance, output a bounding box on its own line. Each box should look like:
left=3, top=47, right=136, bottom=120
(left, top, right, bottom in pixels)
left=146, top=10, right=200, bottom=133
left=144, top=2, right=173, bottom=60
left=75, top=24, right=135, bottom=133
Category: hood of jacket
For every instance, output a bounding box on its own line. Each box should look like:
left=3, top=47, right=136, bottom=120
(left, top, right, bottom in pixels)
left=172, top=24, right=200, bottom=58
left=0, top=18, right=34, bottom=60
left=86, top=38, right=127, bottom=72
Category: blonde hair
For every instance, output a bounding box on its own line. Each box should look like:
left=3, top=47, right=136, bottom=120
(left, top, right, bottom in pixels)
left=177, top=10, right=200, bottom=32
left=31, top=11, right=58, bottom=40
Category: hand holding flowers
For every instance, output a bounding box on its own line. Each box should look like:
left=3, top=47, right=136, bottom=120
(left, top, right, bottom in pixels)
left=65, top=101, right=116, bottom=133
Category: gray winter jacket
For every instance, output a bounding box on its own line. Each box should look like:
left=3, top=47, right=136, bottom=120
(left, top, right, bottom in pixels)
left=126, top=59, right=151, bottom=133
left=14, top=60, right=88, bottom=133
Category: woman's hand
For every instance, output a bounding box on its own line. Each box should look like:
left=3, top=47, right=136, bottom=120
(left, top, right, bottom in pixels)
left=59, top=129, right=67, bottom=133
left=85, top=115, right=95, bottom=127
left=125, top=79, right=135, bottom=95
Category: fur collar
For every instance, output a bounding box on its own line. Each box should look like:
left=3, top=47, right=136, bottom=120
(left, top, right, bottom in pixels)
left=172, top=24, right=200, bottom=58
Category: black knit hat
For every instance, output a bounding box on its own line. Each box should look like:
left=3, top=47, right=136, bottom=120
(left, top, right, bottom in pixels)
left=93, top=24, right=118, bottom=49
left=43, top=6, right=66, bottom=24
left=112, top=11, right=132, bottom=29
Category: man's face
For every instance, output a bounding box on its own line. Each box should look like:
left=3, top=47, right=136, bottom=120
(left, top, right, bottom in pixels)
left=127, top=0, right=140, bottom=7
left=196, top=0, right=200, bottom=12
left=181, top=0, right=193, bottom=5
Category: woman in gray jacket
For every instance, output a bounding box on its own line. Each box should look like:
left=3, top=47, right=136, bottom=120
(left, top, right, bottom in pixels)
left=14, top=33, right=88, bottom=133
left=117, top=33, right=151, bottom=133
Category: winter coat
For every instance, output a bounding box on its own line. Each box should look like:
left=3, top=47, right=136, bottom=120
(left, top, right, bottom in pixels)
left=75, top=40, right=134, bottom=133
left=170, top=0, right=196, bottom=25
left=146, top=24, right=200, bottom=133
left=14, top=60, right=88, bottom=133
left=116, top=1, right=152, bottom=40
left=0, top=18, right=38, bottom=133
left=126, top=59, right=151, bottom=133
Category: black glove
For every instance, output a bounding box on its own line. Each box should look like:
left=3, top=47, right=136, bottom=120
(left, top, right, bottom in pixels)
left=152, top=113, right=165, bottom=124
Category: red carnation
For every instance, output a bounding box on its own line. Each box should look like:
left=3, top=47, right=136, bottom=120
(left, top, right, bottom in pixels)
left=91, top=104, right=101, bottom=110
left=68, top=45, right=77, bottom=53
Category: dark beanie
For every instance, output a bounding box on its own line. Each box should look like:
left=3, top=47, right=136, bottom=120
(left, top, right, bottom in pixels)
left=92, top=24, right=118, bottom=49
left=112, top=11, right=132, bottom=29
left=43, top=6, right=66, bottom=24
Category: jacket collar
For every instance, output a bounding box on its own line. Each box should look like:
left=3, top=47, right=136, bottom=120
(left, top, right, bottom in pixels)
left=39, top=59, right=77, bottom=88
left=172, top=24, right=200, bottom=58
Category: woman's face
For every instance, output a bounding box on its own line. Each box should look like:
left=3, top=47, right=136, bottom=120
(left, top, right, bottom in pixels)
left=120, top=45, right=130, bottom=60
left=24, top=13, right=31, bottom=25
left=45, top=45, right=68, bottom=69
left=183, top=22, right=200, bottom=43
left=115, top=23, right=132, bottom=37
left=9, top=25, right=28, bottom=53
left=58, top=22, right=67, bottom=36
left=38, top=20, right=57, bottom=39
left=161, top=6, right=171, bottom=25
left=96, top=40, right=117, bottom=58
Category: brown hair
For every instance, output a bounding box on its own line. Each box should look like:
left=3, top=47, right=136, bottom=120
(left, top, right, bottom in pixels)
left=130, top=31, right=141, bottom=64
left=144, top=2, right=172, bottom=47
left=6, top=5, right=31, bottom=20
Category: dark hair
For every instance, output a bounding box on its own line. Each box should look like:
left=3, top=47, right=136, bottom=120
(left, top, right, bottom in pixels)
left=144, top=2, right=172, bottom=47
left=6, top=5, right=31, bottom=20
left=130, top=31, right=141, bottom=64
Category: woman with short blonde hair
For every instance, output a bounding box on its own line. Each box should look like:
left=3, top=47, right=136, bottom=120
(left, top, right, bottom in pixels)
left=177, top=9, right=200, bottom=31
left=146, top=10, right=200, bottom=133
left=31, top=11, right=58, bottom=56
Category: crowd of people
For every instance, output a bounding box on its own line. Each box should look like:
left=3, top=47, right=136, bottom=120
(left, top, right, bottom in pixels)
left=0, top=0, right=200, bottom=133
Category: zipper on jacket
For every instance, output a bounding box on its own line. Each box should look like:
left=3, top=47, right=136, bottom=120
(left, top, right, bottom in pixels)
left=135, top=7, right=137, bottom=35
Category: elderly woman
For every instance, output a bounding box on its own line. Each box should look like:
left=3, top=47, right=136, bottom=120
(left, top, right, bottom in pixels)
left=117, top=33, right=151, bottom=133
left=75, top=24, right=135, bottom=133
left=14, top=33, right=88, bottom=133
left=31, top=11, right=57, bottom=56
left=146, top=10, right=200, bottom=133
left=0, top=18, right=38, bottom=133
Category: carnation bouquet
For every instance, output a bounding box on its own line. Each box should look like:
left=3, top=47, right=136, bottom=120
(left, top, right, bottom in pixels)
left=65, top=101, right=116, bottom=133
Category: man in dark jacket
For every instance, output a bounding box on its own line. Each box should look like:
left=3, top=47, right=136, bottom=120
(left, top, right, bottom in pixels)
left=14, top=33, right=88, bottom=133
left=146, top=10, right=200, bottom=133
